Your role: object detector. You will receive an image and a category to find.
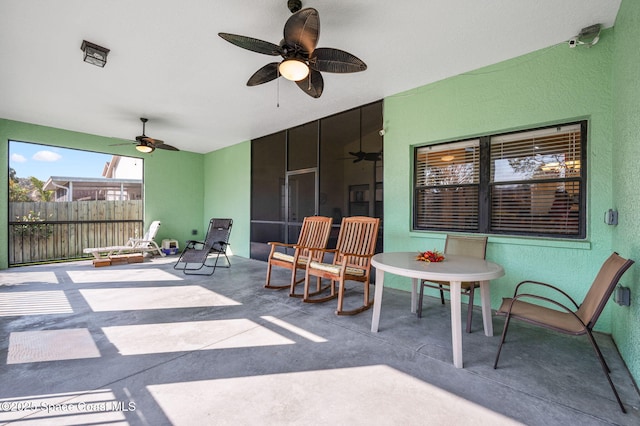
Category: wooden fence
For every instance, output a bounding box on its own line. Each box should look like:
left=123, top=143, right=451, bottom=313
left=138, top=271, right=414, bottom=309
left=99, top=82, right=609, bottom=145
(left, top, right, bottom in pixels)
left=8, top=200, right=143, bottom=265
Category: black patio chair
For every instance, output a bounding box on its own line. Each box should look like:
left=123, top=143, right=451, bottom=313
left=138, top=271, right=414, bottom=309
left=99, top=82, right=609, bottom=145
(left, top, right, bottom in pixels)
left=174, top=218, right=233, bottom=275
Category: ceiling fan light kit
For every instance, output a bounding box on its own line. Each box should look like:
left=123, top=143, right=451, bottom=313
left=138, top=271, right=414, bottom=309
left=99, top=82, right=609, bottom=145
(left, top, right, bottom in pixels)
left=279, top=58, right=309, bottom=81
left=218, top=3, right=366, bottom=98
left=135, top=141, right=155, bottom=153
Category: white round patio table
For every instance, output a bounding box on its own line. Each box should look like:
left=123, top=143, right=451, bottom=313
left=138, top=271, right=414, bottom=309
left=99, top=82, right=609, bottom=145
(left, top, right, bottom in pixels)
left=370, top=252, right=505, bottom=368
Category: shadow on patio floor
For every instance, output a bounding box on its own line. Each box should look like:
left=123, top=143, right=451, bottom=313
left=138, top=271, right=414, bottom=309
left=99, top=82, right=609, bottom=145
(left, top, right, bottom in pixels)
left=0, top=255, right=638, bottom=425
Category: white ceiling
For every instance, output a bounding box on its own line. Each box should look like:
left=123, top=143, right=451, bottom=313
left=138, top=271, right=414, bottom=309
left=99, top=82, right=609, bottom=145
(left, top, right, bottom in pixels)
left=1, top=0, right=621, bottom=154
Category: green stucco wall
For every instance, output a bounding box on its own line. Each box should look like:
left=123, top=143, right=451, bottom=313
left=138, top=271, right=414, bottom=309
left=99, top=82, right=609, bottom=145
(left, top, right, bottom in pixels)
left=0, top=118, right=205, bottom=269
left=2, top=0, right=638, bottom=387
left=203, top=141, right=251, bottom=258
left=611, top=0, right=640, bottom=387
left=383, top=31, right=619, bottom=332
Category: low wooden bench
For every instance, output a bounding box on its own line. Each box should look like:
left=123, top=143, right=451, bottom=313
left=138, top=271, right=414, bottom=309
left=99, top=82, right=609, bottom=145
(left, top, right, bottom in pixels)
left=92, top=253, right=144, bottom=267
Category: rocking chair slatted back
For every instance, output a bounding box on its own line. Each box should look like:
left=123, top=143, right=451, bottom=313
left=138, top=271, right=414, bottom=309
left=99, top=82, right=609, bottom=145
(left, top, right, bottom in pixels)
left=334, top=216, right=380, bottom=269
left=298, top=216, right=334, bottom=262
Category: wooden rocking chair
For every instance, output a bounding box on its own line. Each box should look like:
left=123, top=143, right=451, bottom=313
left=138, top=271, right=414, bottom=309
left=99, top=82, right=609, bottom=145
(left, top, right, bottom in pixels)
left=264, top=216, right=333, bottom=297
left=303, top=216, right=380, bottom=315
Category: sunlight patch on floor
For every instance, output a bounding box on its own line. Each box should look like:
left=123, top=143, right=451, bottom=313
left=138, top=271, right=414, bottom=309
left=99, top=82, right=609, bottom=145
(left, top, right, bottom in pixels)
left=261, top=315, right=328, bottom=343
left=79, top=285, right=240, bottom=311
left=0, top=389, right=130, bottom=424
left=0, top=291, right=73, bottom=317
left=148, top=365, right=523, bottom=425
left=0, top=271, right=59, bottom=286
left=102, top=319, right=294, bottom=355
left=67, top=268, right=182, bottom=284
left=7, top=328, right=100, bottom=364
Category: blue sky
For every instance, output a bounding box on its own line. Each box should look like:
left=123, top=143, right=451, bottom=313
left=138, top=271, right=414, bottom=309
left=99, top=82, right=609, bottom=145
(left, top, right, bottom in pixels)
left=9, top=141, right=118, bottom=181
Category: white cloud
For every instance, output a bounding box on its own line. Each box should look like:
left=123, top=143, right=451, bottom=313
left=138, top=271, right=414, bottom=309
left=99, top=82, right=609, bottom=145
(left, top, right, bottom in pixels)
left=11, top=153, right=27, bottom=163
left=32, top=151, right=62, bottom=162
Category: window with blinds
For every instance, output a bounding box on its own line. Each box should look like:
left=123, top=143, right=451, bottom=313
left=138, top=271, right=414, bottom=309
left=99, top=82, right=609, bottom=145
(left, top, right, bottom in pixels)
left=490, top=124, right=583, bottom=236
left=413, top=121, right=586, bottom=238
left=414, top=139, right=480, bottom=231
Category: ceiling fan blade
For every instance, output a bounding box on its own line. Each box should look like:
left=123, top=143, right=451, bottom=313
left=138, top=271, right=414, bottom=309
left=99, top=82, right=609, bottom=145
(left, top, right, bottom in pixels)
left=349, top=151, right=365, bottom=163
left=296, top=69, right=323, bottom=98
left=310, top=48, right=367, bottom=73
left=284, top=8, right=319, bottom=54
left=110, top=141, right=136, bottom=147
left=154, top=143, right=180, bottom=151
left=247, top=63, right=280, bottom=86
left=364, top=152, right=382, bottom=161
left=137, top=136, right=164, bottom=145
left=218, top=33, right=282, bottom=56
left=138, top=136, right=180, bottom=151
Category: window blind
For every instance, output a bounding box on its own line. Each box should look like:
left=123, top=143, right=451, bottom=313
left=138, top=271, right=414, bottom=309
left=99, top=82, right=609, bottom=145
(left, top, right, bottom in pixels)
left=415, top=139, right=480, bottom=231
left=490, top=124, right=582, bottom=235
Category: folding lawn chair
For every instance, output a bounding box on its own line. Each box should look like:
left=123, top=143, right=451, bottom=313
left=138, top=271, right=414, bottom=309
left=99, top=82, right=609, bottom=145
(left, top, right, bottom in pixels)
left=174, top=218, right=233, bottom=275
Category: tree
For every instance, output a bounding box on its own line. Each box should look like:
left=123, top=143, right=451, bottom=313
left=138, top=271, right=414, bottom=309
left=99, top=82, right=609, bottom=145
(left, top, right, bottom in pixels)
left=29, top=177, right=54, bottom=202
left=8, top=169, right=54, bottom=202
left=9, top=179, right=32, bottom=202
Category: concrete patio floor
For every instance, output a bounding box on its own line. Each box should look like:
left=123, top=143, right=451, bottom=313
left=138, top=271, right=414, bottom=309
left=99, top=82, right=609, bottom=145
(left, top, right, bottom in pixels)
left=0, top=255, right=638, bottom=425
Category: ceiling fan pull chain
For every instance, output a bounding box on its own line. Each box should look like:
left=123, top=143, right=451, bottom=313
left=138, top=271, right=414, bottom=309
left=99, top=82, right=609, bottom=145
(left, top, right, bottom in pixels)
left=277, top=68, right=280, bottom=108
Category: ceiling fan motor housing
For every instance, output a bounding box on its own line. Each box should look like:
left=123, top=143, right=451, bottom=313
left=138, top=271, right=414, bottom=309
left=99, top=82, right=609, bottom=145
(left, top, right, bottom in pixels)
left=288, top=0, right=302, bottom=13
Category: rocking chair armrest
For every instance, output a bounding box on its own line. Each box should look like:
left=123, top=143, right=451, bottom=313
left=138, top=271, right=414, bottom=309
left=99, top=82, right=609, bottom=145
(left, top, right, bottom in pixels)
left=339, top=251, right=374, bottom=266
left=340, top=251, right=374, bottom=259
left=267, top=241, right=295, bottom=257
left=513, top=280, right=580, bottom=310
left=267, top=242, right=295, bottom=248
left=307, top=247, right=338, bottom=256
left=292, top=244, right=317, bottom=250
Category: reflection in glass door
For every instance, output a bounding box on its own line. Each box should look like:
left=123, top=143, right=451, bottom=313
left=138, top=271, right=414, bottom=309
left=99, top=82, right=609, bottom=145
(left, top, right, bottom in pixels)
left=286, top=169, right=317, bottom=244
left=250, top=100, right=382, bottom=262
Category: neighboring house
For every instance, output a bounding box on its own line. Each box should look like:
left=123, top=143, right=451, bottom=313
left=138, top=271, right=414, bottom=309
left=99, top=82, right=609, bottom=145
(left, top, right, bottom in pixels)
left=43, top=156, right=143, bottom=201
left=102, top=155, right=143, bottom=179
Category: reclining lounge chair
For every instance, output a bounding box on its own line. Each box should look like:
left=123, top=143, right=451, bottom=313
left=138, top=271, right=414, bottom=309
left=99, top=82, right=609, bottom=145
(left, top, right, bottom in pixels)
left=174, top=218, right=233, bottom=275
left=83, top=220, right=164, bottom=259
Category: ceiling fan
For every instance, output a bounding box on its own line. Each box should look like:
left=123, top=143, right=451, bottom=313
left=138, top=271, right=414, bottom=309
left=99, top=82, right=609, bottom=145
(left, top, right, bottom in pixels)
left=348, top=108, right=382, bottom=163
left=349, top=149, right=382, bottom=163
left=113, top=118, right=179, bottom=153
left=349, top=136, right=382, bottom=163
left=218, top=0, right=367, bottom=98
